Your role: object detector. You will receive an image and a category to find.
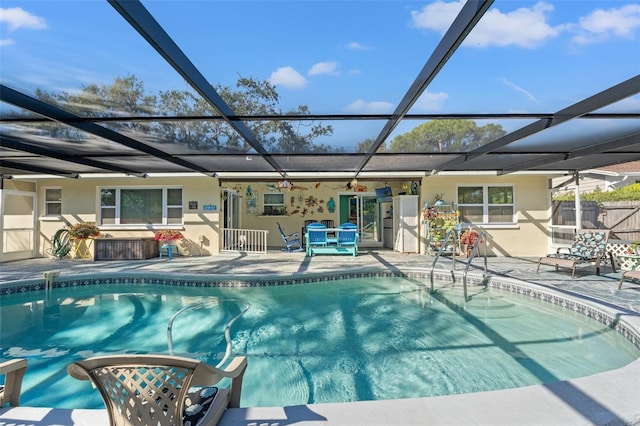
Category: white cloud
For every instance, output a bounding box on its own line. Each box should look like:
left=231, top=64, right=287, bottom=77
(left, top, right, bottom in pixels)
left=571, top=4, right=640, bottom=45
left=1, top=38, right=15, bottom=46
left=411, top=0, right=465, bottom=32
left=268, top=66, right=307, bottom=90
left=0, top=7, right=48, bottom=31
left=344, top=100, right=395, bottom=114
left=413, top=91, right=449, bottom=111
left=411, top=1, right=562, bottom=48
left=500, top=78, right=539, bottom=103
left=346, top=41, right=371, bottom=50
left=308, top=61, right=340, bottom=76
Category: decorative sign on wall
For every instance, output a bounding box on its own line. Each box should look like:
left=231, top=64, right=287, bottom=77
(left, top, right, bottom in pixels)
left=203, top=204, right=217, bottom=211
left=246, top=185, right=258, bottom=214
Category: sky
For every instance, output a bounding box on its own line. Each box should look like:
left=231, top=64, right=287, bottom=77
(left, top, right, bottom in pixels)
left=0, top=0, right=639, bottom=147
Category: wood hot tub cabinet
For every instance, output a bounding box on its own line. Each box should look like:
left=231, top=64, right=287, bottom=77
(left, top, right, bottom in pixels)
left=94, top=238, right=159, bottom=261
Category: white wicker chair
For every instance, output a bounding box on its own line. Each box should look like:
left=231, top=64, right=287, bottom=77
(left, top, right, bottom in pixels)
left=0, top=359, right=27, bottom=407
left=67, top=354, right=247, bottom=426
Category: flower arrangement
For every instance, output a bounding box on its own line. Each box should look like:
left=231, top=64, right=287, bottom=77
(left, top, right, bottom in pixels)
left=460, top=229, right=481, bottom=246
left=626, top=241, right=640, bottom=254
left=154, top=229, right=184, bottom=242
left=460, top=228, right=484, bottom=257
left=69, top=222, right=100, bottom=239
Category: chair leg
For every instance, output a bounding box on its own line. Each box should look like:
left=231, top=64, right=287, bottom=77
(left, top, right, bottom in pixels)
left=619, top=272, right=626, bottom=290
left=609, top=252, right=617, bottom=273
left=571, top=265, right=576, bottom=279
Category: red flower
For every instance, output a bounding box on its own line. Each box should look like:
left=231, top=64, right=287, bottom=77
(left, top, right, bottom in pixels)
left=460, top=229, right=480, bottom=246
left=154, top=230, right=184, bottom=242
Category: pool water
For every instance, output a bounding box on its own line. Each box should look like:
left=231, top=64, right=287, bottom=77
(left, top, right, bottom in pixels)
left=1, top=277, right=638, bottom=409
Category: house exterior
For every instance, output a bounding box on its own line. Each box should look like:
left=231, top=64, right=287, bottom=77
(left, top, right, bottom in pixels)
left=0, top=172, right=554, bottom=262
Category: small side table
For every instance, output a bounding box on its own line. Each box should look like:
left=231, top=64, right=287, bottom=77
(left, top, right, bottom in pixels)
left=616, top=254, right=640, bottom=289
left=159, top=244, right=179, bottom=259
left=73, top=238, right=93, bottom=260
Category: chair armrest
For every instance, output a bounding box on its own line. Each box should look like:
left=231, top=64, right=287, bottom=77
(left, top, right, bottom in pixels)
left=199, top=356, right=248, bottom=408
left=216, top=356, right=248, bottom=379
left=0, top=358, right=28, bottom=407
left=224, top=356, right=247, bottom=408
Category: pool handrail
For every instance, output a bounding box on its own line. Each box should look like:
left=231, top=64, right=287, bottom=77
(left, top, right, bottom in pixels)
left=429, top=229, right=457, bottom=292
left=462, top=230, right=488, bottom=301
left=166, top=299, right=250, bottom=368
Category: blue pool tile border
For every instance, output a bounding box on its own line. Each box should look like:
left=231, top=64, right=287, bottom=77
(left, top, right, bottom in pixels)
left=2, top=269, right=639, bottom=352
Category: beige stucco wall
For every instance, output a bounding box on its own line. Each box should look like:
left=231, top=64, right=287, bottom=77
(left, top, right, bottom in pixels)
left=420, top=175, right=549, bottom=256
left=6, top=174, right=550, bottom=259
left=35, top=176, right=221, bottom=258
left=3, top=180, right=36, bottom=192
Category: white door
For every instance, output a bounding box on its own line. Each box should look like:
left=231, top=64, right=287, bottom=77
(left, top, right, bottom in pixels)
left=0, top=190, right=37, bottom=262
left=222, top=189, right=241, bottom=248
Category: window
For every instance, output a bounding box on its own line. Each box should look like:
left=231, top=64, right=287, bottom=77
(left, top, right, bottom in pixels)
left=457, top=185, right=514, bottom=224
left=99, top=187, right=183, bottom=226
left=262, top=192, right=286, bottom=215
left=44, top=188, right=62, bottom=216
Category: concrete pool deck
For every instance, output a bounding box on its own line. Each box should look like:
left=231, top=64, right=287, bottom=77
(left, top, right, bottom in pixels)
left=1, top=250, right=639, bottom=425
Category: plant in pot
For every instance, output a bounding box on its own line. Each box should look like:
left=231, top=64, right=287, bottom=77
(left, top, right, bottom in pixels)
left=69, top=222, right=100, bottom=259
left=69, top=222, right=101, bottom=239
left=460, top=228, right=482, bottom=257
left=626, top=241, right=640, bottom=255
left=154, top=229, right=184, bottom=245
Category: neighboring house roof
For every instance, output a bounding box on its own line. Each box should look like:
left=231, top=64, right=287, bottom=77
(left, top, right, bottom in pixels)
left=592, top=161, right=640, bottom=175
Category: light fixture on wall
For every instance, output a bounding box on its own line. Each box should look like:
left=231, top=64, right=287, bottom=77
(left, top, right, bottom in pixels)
left=277, top=177, right=292, bottom=190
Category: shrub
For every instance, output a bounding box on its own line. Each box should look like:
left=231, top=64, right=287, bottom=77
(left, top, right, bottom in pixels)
left=553, top=183, right=640, bottom=202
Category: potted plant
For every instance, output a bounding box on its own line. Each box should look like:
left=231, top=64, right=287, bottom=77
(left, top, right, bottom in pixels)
left=69, top=222, right=100, bottom=239
left=69, top=222, right=100, bottom=259
left=460, top=228, right=482, bottom=257
left=154, top=229, right=184, bottom=245
left=625, top=241, right=640, bottom=255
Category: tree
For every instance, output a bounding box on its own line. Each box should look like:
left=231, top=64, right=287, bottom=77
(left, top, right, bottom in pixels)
left=32, top=75, right=334, bottom=153
left=389, top=119, right=506, bottom=153
left=356, top=138, right=386, bottom=153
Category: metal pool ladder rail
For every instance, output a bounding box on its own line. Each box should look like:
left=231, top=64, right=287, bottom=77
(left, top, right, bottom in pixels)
left=167, top=298, right=249, bottom=368
left=429, top=229, right=458, bottom=292
left=430, top=230, right=488, bottom=302
left=462, top=230, right=488, bottom=301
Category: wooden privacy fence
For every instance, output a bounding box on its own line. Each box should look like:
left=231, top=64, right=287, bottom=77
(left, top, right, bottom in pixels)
left=553, top=201, right=640, bottom=242
left=221, top=228, right=268, bottom=254
left=602, top=201, right=640, bottom=242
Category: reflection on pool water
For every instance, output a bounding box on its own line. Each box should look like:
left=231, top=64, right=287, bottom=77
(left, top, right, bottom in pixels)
left=1, top=276, right=638, bottom=409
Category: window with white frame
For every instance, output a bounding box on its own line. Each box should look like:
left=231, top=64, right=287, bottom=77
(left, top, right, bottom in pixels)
left=457, top=185, right=515, bottom=224
left=262, top=192, right=285, bottom=215
left=44, top=188, right=62, bottom=216
left=99, top=187, right=183, bottom=226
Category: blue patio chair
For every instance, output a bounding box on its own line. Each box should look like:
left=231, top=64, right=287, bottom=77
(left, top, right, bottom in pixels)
left=337, top=223, right=358, bottom=256
left=306, top=223, right=328, bottom=255
left=277, top=223, right=303, bottom=252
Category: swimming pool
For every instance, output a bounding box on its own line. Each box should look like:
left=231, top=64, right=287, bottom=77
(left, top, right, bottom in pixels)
left=1, top=273, right=639, bottom=409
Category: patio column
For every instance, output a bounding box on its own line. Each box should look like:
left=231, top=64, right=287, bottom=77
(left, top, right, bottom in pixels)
left=574, top=171, right=582, bottom=231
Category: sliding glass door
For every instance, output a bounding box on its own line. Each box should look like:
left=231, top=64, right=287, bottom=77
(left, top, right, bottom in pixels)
left=339, top=193, right=382, bottom=246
